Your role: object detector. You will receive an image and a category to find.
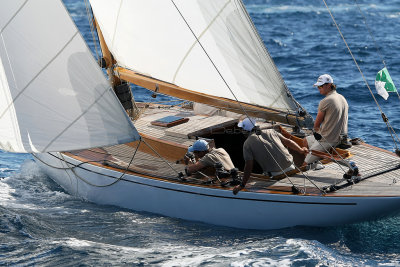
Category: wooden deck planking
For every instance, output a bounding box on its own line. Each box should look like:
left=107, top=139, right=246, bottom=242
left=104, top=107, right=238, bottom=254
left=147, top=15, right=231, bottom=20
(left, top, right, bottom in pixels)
left=165, top=116, right=237, bottom=138
left=69, top=141, right=400, bottom=196
left=104, top=144, right=186, bottom=178
left=271, top=143, right=400, bottom=196
left=134, top=107, right=197, bottom=146
left=134, top=106, right=238, bottom=147
left=67, top=106, right=400, bottom=196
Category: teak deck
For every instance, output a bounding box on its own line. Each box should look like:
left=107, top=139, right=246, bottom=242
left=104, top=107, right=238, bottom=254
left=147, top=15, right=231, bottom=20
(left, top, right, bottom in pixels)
left=67, top=105, right=400, bottom=197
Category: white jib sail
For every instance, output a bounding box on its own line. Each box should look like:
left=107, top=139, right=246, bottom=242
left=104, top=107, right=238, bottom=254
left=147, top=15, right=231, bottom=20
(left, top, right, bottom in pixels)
left=0, top=0, right=140, bottom=153
left=90, top=0, right=299, bottom=113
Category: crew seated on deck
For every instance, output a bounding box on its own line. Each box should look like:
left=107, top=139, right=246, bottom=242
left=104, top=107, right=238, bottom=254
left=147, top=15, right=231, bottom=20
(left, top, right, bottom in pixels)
left=233, top=118, right=308, bottom=195
left=185, top=139, right=235, bottom=176
left=303, top=74, right=349, bottom=167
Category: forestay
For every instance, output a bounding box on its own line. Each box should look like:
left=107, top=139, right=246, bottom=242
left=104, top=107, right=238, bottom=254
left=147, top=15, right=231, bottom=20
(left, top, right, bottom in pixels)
left=0, top=0, right=140, bottom=153
left=90, top=0, right=300, bottom=113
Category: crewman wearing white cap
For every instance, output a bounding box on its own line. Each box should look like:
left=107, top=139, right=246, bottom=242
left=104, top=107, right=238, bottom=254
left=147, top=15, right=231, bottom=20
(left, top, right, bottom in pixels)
left=304, top=74, right=349, bottom=164
left=233, top=118, right=308, bottom=195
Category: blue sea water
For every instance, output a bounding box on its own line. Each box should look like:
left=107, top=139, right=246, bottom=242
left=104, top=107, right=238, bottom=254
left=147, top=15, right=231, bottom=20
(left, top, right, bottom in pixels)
left=2, top=0, right=400, bottom=265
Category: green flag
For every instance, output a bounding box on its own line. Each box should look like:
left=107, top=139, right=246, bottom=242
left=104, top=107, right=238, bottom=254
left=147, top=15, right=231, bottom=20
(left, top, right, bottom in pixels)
left=375, top=67, right=397, bottom=100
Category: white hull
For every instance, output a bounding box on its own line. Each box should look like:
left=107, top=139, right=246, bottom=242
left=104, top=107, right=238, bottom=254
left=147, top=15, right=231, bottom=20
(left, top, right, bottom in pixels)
left=33, top=152, right=400, bottom=230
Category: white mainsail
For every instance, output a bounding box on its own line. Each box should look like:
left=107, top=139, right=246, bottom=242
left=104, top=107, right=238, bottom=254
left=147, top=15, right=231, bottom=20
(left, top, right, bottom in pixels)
left=90, top=0, right=299, bottom=113
left=0, top=0, right=140, bottom=153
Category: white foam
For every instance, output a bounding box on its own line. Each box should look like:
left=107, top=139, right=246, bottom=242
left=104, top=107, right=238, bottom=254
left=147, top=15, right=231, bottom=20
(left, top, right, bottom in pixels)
left=0, top=179, right=16, bottom=203
left=156, top=240, right=292, bottom=267
left=58, top=237, right=153, bottom=254
left=0, top=159, right=72, bottom=211
left=387, top=13, right=400, bottom=18
left=272, top=39, right=286, bottom=47
left=231, top=258, right=291, bottom=267
left=286, top=238, right=359, bottom=266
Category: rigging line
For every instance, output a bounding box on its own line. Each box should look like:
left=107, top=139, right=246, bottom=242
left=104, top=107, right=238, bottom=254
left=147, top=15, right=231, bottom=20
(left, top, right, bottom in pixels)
left=84, top=0, right=100, bottom=61
left=251, top=129, right=324, bottom=194
left=143, top=100, right=187, bottom=104
left=291, top=160, right=325, bottom=193
left=0, top=31, right=79, bottom=121
left=171, top=0, right=257, bottom=122
left=193, top=170, right=214, bottom=183
left=172, top=0, right=231, bottom=83
left=321, top=0, right=400, bottom=149
left=353, top=0, right=386, bottom=68
left=111, top=0, right=124, bottom=49
left=68, top=140, right=141, bottom=187
left=0, top=37, right=67, bottom=125
left=32, top=153, right=107, bottom=170
left=311, top=133, right=350, bottom=173
left=40, top=148, right=184, bottom=181
left=171, top=1, right=305, bottom=191
left=354, top=0, right=400, bottom=101
left=171, top=1, right=323, bottom=191
left=385, top=119, right=400, bottom=146
left=66, top=145, right=214, bottom=183
left=43, top=85, right=111, bottom=151
left=234, top=0, right=294, bottom=113
left=141, top=138, right=181, bottom=176
left=60, top=139, right=141, bottom=187
left=254, top=128, right=341, bottom=191
left=169, top=0, right=305, bottom=120
left=171, top=1, right=294, bottom=133
left=256, top=125, right=325, bottom=192
left=235, top=0, right=299, bottom=114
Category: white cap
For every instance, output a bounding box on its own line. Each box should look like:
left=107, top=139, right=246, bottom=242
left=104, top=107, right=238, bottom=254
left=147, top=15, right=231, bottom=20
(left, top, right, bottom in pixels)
left=313, top=74, right=333, bottom=87
left=238, top=118, right=256, bottom=132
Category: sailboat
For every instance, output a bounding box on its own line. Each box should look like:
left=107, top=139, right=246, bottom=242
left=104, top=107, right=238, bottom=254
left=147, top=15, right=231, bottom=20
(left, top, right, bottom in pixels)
left=1, top=0, right=400, bottom=230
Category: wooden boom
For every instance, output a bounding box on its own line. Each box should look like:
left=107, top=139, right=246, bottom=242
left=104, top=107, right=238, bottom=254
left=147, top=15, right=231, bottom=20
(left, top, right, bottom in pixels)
left=115, top=67, right=310, bottom=127
left=93, top=14, right=310, bottom=127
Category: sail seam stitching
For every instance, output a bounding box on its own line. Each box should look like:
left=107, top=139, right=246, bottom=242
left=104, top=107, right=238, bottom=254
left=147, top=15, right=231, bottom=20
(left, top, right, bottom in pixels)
left=111, top=0, right=124, bottom=49
left=234, top=0, right=284, bottom=108
left=170, top=0, right=250, bottom=117
left=171, top=1, right=314, bottom=187
left=0, top=31, right=79, bottom=121
left=234, top=0, right=292, bottom=112
left=172, top=0, right=231, bottom=83
left=43, top=85, right=112, bottom=151
left=0, top=0, right=29, bottom=35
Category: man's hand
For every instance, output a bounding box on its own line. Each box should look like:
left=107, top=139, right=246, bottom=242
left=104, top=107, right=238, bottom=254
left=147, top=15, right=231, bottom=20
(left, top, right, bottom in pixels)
left=183, top=152, right=195, bottom=165
left=300, top=147, right=309, bottom=155
left=185, top=152, right=194, bottom=160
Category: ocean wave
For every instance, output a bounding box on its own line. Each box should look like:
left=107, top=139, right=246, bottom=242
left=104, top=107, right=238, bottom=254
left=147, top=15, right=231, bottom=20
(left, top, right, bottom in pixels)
left=244, top=2, right=398, bottom=16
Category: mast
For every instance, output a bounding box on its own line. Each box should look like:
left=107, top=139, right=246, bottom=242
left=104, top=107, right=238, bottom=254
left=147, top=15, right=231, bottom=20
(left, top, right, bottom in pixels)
left=88, top=0, right=313, bottom=128
left=93, top=16, right=136, bottom=118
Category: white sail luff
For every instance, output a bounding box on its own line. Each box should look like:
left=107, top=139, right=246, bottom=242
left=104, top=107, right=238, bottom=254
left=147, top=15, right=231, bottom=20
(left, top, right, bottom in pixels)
left=90, top=0, right=299, bottom=113
left=0, top=0, right=140, bottom=153
left=0, top=53, right=24, bottom=152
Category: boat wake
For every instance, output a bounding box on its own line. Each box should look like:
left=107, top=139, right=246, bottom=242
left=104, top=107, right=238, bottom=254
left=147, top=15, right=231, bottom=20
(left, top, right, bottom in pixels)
left=1, top=160, right=400, bottom=265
